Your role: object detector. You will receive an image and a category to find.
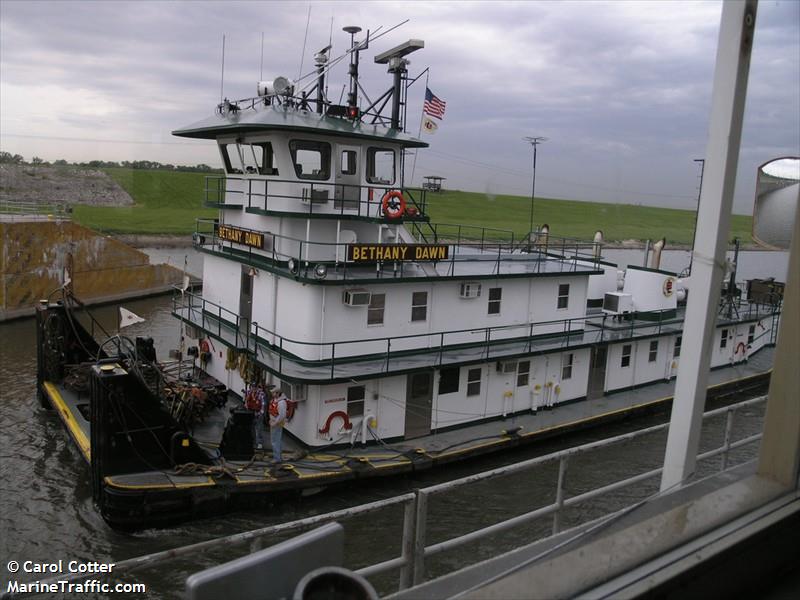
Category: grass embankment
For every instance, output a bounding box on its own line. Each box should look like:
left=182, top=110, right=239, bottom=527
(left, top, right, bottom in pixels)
left=425, top=190, right=753, bottom=246
left=72, top=168, right=216, bottom=234
left=72, top=169, right=753, bottom=244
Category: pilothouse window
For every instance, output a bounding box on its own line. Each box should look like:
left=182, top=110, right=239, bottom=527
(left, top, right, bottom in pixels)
left=250, top=142, right=279, bottom=175
left=367, top=148, right=395, bottom=185
left=341, top=150, right=357, bottom=175
left=219, top=144, right=242, bottom=174
left=290, top=140, right=331, bottom=180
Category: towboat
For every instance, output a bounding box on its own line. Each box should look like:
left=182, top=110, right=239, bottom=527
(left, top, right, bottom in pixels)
left=36, top=29, right=783, bottom=528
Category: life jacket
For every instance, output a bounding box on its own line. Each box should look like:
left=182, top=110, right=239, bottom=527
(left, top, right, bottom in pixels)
left=245, top=388, right=262, bottom=412
left=269, top=397, right=296, bottom=421
left=268, top=397, right=281, bottom=417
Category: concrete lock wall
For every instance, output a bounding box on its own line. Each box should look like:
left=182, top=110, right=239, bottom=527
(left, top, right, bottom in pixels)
left=0, top=220, right=183, bottom=320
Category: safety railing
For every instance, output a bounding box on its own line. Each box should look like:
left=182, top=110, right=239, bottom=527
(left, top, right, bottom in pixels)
left=172, top=290, right=704, bottom=378
left=39, top=395, right=767, bottom=596
left=192, top=218, right=604, bottom=280
left=204, top=175, right=429, bottom=220
left=172, top=288, right=778, bottom=380
left=0, top=199, right=71, bottom=220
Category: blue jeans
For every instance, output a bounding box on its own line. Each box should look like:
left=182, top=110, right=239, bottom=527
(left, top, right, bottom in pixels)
left=253, top=414, right=265, bottom=448
left=270, top=425, right=283, bottom=462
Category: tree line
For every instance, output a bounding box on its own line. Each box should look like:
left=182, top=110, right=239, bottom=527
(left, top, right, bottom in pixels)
left=0, top=151, right=221, bottom=173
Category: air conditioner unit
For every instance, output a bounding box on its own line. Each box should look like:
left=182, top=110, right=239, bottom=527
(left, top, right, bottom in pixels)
left=343, top=289, right=371, bottom=306
left=496, top=361, right=518, bottom=373
left=459, top=282, right=482, bottom=298
left=603, top=292, right=634, bottom=315
left=301, top=188, right=329, bottom=204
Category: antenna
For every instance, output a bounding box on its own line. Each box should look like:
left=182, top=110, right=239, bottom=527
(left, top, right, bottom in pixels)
left=343, top=26, right=362, bottom=113
left=260, top=32, right=264, bottom=80
left=298, top=5, right=312, bottom=82
left=220, top=34, right=226, bottom=102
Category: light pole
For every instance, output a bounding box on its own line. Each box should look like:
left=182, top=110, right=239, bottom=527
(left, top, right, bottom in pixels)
left=523, top=136, right=548, bottom=236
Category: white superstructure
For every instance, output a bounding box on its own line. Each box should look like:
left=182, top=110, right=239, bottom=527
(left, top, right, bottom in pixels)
left=171, top=33, right=780, bottom=449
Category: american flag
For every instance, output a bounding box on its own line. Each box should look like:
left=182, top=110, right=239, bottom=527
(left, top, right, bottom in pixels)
left=424, top=87, right=446, bottom=120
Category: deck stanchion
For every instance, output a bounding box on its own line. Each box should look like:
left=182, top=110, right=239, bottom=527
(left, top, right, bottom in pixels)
left=721, top=407, right=735, bottom=470
left=552, top=455, right=569, bottom=535
left=412, top=490, right=429, bottom=586
left=398, top=496, right=417, bottom=590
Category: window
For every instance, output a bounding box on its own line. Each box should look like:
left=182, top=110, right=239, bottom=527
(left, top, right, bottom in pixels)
left=367, top=148, right=395, bottom=184
left=561, top=353, right=574, bottom=380
left=488, top=287, right=502, bottom=315
left=748, top=325, right=755, bottom=345
left=557, top=283, right=570, bottom=309
left=280, top=380, right=306, bottom=401
left=219, top=144, right=242, bottom=174
left=367, top=293, right=385, bottom=326
left=289, top=140, right=331, bottom=180
left=648, top=340, right=658, bottom=362
left=674, top=335, right=682, bottom=358
left=411, top=291, right=428, bottom=322
left=347, top=385, right=365, bottom=418
left=517, top=361, right=531, bottom=387
left=621, top=344, right=632, bottom=368
left=341, top=150, right=357, bottom=175
left=439, top=367, right=459, bottom=395
left=467, top=368, right=482, bottom=396
left=720, top=329, right=729, bottom=349
left=255, top=142, right=279, bottom=175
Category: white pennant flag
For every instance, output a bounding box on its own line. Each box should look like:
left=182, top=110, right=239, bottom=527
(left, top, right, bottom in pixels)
left=119, top=307, right=145, bottom=329
left=422, top=115, right=439, bottom=134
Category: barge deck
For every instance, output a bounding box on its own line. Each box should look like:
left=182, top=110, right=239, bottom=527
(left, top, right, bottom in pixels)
left=41, top=346, right=773, bottom=528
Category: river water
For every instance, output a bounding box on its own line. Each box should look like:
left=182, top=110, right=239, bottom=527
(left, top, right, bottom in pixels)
left=0, top=248, right=786, bottom=598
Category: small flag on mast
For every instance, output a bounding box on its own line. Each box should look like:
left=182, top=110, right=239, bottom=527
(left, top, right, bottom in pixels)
left=422, top=115, right=439, bottom=134
left=119, top=307, right=145, bottom=329
left=423, top=87, right=446, bottom=120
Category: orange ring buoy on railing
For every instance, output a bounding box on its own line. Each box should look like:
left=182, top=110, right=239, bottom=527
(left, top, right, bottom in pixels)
left=199, top=339, right=210, bottom=354
left=319, top=410, right=353, bottom=434
left=382, top=190, right=406, bottom=220
left=735, top=341, right=747, bottom=355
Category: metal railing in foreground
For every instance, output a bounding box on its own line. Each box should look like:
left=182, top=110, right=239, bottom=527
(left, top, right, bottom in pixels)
left=32, top=395, right=766, bottom=597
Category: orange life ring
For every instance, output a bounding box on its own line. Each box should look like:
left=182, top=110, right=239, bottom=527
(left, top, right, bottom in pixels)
left=199, top=339, right=210, bottom=354
left=735, top=342, right=747, bottom=355
left=319, top=410, right=353, bottom=434
left=382, top=190, right=406, bottom=220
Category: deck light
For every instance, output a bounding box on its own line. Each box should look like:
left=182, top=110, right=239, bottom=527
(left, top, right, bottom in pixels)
left=288, top=258, right=298, bottom=274
left=314, top=264, right=328, bottom=280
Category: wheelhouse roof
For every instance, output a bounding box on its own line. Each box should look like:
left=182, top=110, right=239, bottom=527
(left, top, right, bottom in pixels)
left=172, top=104, right=429, bottom=148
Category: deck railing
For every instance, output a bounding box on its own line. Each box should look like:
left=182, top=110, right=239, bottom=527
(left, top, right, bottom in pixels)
left=204, top=175, right=429, bottom=220
left=40, top=395, right=767, bottom=595
left=192, top=218, right=604, bottom=280
left=172, top=288, right=779, bottom=379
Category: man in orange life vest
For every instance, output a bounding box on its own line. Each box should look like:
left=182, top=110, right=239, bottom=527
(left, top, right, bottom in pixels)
left=268, top=389, right=288, bottom=463
left=245, top=383, right=267, bottom=450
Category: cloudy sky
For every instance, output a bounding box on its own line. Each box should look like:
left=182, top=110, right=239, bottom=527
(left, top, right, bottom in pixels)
left=1, top=0, right=798, bottom=214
